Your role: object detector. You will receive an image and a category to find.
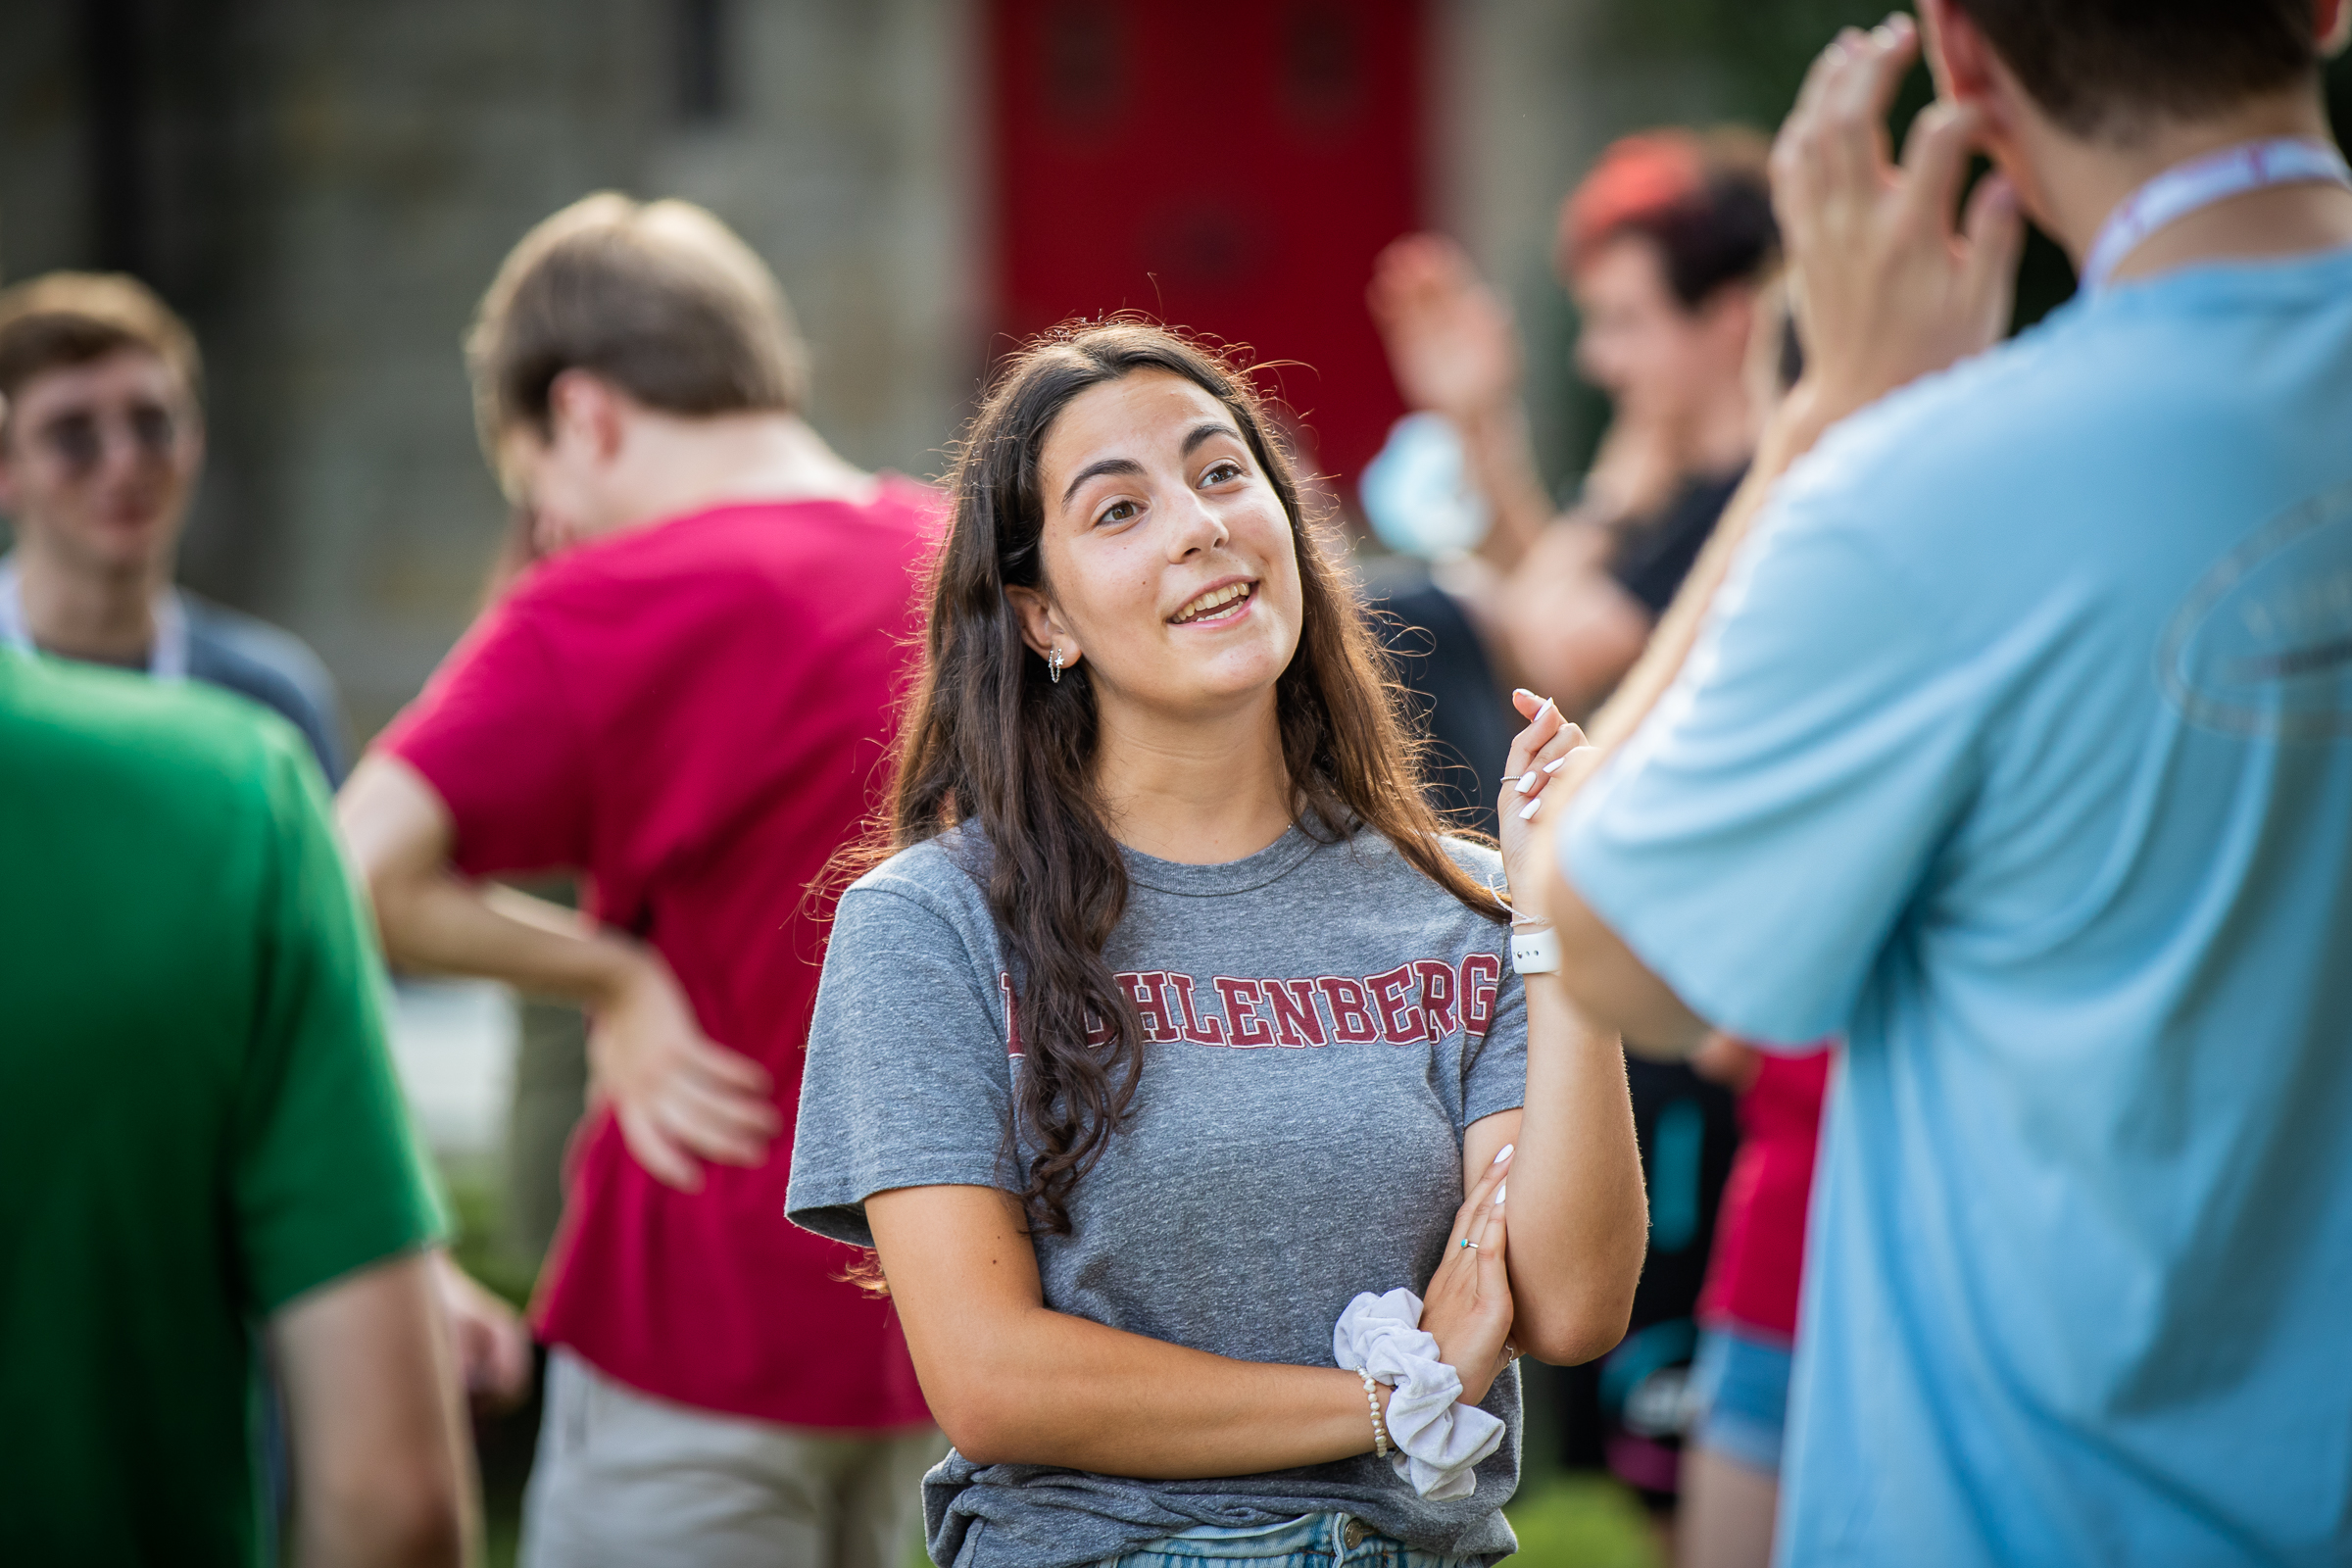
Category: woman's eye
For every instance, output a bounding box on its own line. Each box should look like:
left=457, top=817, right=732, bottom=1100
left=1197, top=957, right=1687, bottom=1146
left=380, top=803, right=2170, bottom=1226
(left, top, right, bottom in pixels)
left=1201, top=461, right=1244, bottom=486
left=1098, top=499, right=1139, bottom=526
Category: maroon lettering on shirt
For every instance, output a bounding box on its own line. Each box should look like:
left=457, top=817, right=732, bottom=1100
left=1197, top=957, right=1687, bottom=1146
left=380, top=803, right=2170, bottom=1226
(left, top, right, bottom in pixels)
left=1367, top=960, right=1430, bottom=1045
left=1461, top=952, right=1501, bottom=1040
left=1121, top=970, right=1179, bottom=1043
left=1000, top=970, right=1024, bottom=1058
left=1164, top=972, right=1229, bottom=1046
left=1037, top=959, right=1500, bottom=1054
left=1213, top=977, right=1279, bottom=1048
left=1318, top=976, right=1384, bottom=1044
left=1264, top=978, right=1328, bottom=1048
left=1416, top=959, right=1459, bottom=1038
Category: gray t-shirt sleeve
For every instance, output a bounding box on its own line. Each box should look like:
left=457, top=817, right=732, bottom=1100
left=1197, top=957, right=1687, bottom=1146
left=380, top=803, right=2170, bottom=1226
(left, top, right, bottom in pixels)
left=1463, top=961, right=1527, bottom=1127
left=787, top=875, right=1015, bottom=1249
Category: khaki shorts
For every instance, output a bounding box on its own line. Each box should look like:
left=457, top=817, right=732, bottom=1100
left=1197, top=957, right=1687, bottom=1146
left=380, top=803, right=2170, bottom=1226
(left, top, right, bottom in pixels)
left=521, top=1348, right=947, bottom=1568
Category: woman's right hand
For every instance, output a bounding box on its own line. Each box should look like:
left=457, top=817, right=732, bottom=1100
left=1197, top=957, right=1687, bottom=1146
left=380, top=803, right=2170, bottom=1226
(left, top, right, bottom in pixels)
left=1420, top=1146, right=1517, bottom=1405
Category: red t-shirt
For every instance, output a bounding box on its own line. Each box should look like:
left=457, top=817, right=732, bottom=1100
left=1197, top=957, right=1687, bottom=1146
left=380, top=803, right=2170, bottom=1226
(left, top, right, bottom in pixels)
left=1696, top=1045, right=1833, bottom=1343
left=378, top=483, right=938, bottom=1428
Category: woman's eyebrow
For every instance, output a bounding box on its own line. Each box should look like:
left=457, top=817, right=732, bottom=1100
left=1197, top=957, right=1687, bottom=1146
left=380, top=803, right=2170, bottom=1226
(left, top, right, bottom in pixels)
left=1181, top=420, right=1243, bottom=456
left=1059, top=456, right=1145, bottom=509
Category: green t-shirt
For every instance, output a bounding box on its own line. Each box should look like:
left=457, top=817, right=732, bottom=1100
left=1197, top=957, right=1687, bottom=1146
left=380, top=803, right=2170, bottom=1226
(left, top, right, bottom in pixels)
left=0, top=649, right=445, bottom=1565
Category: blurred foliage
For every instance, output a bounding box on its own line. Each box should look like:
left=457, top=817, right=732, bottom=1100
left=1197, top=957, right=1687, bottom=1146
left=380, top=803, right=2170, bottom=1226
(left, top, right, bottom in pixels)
left=1503, top=1472, right=1665, bottom=1567
left=443, top=1157, right=538, bottom=1309
left=1597, top=0, right=1914, bottom=126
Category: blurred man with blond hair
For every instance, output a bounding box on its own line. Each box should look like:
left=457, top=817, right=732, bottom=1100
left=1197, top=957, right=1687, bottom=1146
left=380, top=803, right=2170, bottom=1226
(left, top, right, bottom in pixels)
left=339, top=194, right=941, bottom=1567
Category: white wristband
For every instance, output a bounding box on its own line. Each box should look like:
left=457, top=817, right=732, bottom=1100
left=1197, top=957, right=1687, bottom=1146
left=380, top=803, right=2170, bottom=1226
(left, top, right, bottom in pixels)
left=1510, top=924, right=1559, bottom=975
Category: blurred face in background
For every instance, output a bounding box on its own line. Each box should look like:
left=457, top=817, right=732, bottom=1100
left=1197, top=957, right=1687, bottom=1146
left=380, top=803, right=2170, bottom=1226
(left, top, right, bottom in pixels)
left=1569, top=233, right=1754, bottom=445
left=0, top=348, right=203, bottom=578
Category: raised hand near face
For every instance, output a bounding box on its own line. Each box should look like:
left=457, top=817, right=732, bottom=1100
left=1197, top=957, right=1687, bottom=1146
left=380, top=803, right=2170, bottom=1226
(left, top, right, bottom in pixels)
left=1367, top=234, right=1524, bottom=427
left=1770, top=14, right=2025, bottom=432
left=1496, top=688, right=1603, bottom=908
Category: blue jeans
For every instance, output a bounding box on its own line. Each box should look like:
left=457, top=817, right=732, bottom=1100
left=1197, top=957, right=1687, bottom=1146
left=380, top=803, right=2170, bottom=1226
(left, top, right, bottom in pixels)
left=1687, top=1324, right=1795, bottom=1477
left=1099, top=1512, right=1470, bottom=1568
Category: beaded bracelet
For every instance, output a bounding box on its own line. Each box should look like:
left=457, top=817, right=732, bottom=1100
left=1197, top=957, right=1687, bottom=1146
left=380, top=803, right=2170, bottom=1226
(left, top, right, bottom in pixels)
left=1360, top=1369, right=1392, bottom=1459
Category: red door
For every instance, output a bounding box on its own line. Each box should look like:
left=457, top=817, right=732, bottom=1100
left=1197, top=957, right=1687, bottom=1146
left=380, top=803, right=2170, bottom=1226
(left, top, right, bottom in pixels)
left=988, top=0, right=1426, bottom=493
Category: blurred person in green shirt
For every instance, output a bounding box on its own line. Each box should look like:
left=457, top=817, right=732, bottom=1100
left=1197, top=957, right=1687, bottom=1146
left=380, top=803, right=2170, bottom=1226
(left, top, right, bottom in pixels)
left=0, top=641, right=474, bottom=1566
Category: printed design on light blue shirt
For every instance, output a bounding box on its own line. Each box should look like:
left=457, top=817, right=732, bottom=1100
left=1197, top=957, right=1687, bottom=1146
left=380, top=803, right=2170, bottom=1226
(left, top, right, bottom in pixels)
left=2160, top=474, right=2352, bottom=739
left=998, top=955, right=1502, bottom=1055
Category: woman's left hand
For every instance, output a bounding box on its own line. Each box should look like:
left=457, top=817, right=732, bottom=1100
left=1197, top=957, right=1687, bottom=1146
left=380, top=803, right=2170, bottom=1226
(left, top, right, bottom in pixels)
left=1496, top=688, right=1601, bottom=908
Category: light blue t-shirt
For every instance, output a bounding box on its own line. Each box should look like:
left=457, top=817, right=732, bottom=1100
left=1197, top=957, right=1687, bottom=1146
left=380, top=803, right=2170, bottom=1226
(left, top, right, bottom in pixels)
left=1560, top=247, right=2352, bottom=1567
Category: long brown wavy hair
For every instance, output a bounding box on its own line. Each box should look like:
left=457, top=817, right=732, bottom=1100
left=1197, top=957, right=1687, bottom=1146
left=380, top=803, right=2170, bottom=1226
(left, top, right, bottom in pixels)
left=882, top=320, right=1504, bottom=1235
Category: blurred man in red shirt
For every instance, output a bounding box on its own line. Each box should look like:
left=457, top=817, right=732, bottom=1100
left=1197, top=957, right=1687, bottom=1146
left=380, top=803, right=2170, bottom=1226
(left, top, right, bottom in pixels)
left=338, top=194, right=941, bottom=1568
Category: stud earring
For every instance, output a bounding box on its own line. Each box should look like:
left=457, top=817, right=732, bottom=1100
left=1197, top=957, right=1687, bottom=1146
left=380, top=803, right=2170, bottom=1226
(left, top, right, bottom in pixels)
left=1048, top=646, right=1064, bottom=684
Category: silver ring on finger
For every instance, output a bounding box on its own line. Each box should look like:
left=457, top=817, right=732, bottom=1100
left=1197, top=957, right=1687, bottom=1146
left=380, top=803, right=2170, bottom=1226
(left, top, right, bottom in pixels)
left=1459, top=1238, right=1478, bottom=1250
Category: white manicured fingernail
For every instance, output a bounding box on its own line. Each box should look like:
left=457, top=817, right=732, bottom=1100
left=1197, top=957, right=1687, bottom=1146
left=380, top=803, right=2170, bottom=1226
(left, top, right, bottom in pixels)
left=1493, top=1144, right=1514, bottom=1164
left=1543, top=756, right=1571, bottom=774
left=1519, top=797, right=1541, bottom=820
left=1516, top=770, right=1537, bottom=794
left=1494, top=1184, right=1506, bottom=1205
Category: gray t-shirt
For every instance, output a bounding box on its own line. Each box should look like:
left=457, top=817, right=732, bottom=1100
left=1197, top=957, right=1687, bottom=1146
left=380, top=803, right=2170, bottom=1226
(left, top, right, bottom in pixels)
left=788, top=821, right=1528, bottom=1568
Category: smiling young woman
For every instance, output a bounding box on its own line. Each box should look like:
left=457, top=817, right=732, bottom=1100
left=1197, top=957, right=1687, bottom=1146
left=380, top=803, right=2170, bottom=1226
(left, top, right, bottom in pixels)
left=785, top=320, right=1647, bottom=1568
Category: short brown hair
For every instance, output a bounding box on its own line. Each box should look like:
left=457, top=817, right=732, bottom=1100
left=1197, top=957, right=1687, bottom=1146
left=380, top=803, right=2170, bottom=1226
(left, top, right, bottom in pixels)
left=1953, top=0, right=2318, bottom=140
left=0, top=272, right=204, bottom=410
left=466, top=194, right=809, bottom=453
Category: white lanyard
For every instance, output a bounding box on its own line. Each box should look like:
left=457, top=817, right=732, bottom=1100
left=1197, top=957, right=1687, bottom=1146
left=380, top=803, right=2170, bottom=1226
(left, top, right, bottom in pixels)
left=0, top=556, right=189, bottom=680
left=2081, top=136, right=2352, bottom=295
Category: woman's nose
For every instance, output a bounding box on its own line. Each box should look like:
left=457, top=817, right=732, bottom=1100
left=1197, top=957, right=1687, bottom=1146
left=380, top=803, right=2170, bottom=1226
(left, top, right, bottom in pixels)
left=1168, top=490, right=1229, bottom=557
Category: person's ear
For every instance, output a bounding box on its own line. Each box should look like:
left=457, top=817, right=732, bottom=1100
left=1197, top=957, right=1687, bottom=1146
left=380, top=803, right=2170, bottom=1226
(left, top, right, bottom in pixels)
left=1922, top=0, right=2033, bottom=146
left=1920, top=0, right=2044, bottom=209
left=2322, top=0, right=2350, bottom=58
left=1004, top=583, right=1081, bottom=672
left=1703, top=284, right=1758, bottom=362
left=546, top=369, right=627, bottom=465
left=1922, top=0, right=1996, bottom=109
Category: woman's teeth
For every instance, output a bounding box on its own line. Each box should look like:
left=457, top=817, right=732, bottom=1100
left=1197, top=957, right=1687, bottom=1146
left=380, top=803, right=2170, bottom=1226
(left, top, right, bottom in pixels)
left=1172, top=582, right=1253, bottom=623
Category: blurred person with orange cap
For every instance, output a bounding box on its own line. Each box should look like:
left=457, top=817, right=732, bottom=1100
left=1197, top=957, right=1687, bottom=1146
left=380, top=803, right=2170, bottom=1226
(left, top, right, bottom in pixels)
left=337, top=193, right=944, bottom=1568
left=1368, top=128, right=1779, bottom=721
left=1367, top=132, right=1780, bottom=1552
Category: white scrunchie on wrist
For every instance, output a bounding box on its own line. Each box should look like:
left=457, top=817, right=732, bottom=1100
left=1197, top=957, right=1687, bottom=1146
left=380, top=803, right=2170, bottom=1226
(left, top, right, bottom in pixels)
left=1333, top=1288, right=1506, bottom=1500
